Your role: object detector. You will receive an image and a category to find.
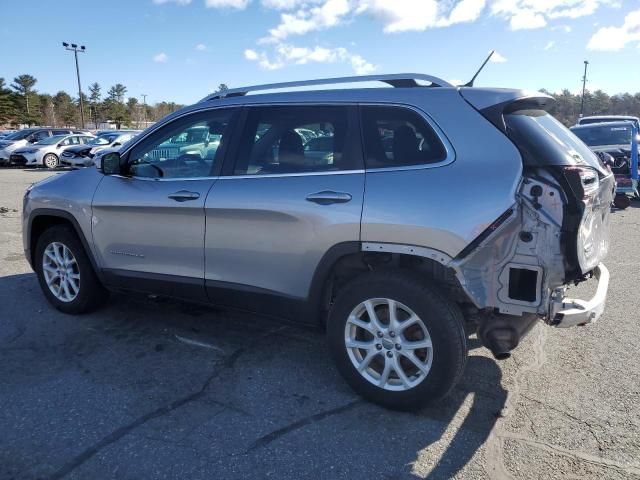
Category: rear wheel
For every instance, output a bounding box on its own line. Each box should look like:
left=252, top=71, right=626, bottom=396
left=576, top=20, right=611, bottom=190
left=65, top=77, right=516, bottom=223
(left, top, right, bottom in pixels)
left=35, top=225, right=107, bottom=314
left=43, top=153, right=59, bottom=169
left=327, top=271, right=467, bottom=410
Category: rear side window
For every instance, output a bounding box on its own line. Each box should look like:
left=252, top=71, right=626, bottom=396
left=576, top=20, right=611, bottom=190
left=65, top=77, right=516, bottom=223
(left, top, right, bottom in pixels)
left=233, top=105, right=359, bottom=175
left=505, top=109, right=604, bottom=171
left=360, top=106, right=447, bottom=169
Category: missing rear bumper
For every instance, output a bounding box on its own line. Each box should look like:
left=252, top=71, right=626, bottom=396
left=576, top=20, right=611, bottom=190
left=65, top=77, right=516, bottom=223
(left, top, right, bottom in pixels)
left=549, top=264, right=609, bottom=328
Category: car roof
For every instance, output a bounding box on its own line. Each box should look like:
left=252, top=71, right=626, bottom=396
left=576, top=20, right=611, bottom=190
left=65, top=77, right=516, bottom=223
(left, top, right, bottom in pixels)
left=580, top=115, right=639, bottom=120
left=571, top=121, right=635, bottom=129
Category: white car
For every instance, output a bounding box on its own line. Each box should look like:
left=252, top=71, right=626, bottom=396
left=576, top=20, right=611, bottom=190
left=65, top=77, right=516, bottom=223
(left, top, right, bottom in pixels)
left=0, top=128, right=88, bottom=166
left=60, top=131, right=138, bottom=167
left=10, top=134, right=95, bottom=169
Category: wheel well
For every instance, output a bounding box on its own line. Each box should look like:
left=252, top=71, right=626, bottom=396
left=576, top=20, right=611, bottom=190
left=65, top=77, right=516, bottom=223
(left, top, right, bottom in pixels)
left=29, top=215, right=74, bottom=265
left=316, top=251, right=472, bottom=325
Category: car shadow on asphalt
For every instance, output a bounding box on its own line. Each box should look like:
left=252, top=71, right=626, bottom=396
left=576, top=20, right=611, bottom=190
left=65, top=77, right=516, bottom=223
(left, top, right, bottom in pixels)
left=0, top=272, right=507, bottom=479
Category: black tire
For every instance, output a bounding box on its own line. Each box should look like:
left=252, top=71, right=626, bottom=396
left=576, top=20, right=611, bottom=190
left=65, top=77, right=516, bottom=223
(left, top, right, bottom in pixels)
left=327, top=271, right=467, bottom=410
left=43, top=153, right=59, bottom=169
left=34, top=225, right=107, bottom=314
left=613, top=193, right=630, bottom=209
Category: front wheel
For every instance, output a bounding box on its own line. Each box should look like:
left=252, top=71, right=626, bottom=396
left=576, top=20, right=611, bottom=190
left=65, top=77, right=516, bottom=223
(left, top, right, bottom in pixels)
left=35, top=225, right=107, bottom=314
left=43, top=153, right=59, bottom=169
left=327, top=271, right=467, bottom=410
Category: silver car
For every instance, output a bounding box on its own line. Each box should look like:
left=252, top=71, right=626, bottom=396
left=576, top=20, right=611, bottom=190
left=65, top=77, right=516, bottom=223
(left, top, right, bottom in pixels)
left=10, top=133, right=95, bottom=168
left=22, top=74, right=614, bottom=409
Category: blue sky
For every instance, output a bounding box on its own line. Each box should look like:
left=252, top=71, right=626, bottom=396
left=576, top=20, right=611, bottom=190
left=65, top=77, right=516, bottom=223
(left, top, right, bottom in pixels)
left=2, top=0, right=640, bottom=105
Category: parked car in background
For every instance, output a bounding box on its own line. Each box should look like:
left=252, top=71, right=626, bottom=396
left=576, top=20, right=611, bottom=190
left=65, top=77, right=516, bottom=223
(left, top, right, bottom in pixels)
left=576, top=115, right=640, bottom=130
left=23, top=73, right=614, bottom=409
left=0, top=129, right=17, bottom=139
left=60, top=131, right=138, bottom=167
left=570, top=120, right=639, bottom=208
left=9, top=133, right=95, bottom=168
left=0, top=128, right=88, bottom=166
left=95, top=129, right=140, bottom=136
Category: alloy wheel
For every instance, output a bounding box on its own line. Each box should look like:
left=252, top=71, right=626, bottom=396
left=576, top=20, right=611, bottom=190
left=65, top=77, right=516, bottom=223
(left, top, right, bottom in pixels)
left=42, top=242, right=80, bottom=302
left=44, top=154, right=58, bottom=169
left=344, top=298, right=433, bottom=392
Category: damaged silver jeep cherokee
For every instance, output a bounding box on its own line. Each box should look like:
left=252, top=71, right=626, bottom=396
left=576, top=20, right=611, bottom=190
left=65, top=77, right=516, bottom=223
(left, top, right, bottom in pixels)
left=23, top=74, right=614, bottom=409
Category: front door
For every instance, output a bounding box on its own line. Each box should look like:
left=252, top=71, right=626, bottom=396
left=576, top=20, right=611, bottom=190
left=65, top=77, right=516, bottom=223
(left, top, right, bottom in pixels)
left=204, top=105, right=365, bottom=315
left=91, top=108, right=236, bottom=300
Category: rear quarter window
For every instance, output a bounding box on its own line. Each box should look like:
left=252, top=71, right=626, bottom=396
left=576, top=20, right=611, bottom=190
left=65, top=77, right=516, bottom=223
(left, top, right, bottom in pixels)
left=504, top=109, right=605, bottom=172
left=360, top=106, right=447, bottom=169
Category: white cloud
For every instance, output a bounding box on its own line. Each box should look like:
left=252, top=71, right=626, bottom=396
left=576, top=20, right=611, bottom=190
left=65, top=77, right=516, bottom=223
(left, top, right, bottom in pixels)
left=245, top=43, right=376, bottom=74
left=153, top=0, right=191, bottom=4
left=509, top=10, right=547, bottom=29
left=491, top=0, right=619, bottom=31
left=195, top=43, right=207, bottom=51
left=363, top=0, right=439, bottom=33
left=588, top=9, right=640, bottom=51
left=205, top=0, right=250, bottom=8
left=153, top=52, right=169, bottom=62
left=490, top=50, right=507, bottom=62
left=544, top=40, right=555, bottom=50
left=265, top=0, right=350, bottom=41
left=438, top=0, right=487, bottom=27
left=260, top=0, right=314, bottom=8
left=244, top=49, right=259, bottom=60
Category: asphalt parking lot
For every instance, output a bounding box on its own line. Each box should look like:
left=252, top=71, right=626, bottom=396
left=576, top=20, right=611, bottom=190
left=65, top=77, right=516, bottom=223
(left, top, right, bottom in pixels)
left=1, top=167, right=639, bottom=480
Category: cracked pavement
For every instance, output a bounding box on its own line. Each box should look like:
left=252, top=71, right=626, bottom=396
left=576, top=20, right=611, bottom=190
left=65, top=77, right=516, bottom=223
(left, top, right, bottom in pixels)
left=1, top=168, right=639, bottom=479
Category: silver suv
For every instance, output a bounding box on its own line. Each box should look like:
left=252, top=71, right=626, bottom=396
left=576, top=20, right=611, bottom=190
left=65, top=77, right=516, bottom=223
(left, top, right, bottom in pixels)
left=22, top=74, right=614, bottom=409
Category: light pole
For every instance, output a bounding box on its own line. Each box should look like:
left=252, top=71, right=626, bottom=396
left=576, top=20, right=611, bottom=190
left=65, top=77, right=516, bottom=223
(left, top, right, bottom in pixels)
left=62, top=42, right=86, bottom=128
left=141, top=94, right=148, bottom=128
left=580, top=60, right=589, bottom=118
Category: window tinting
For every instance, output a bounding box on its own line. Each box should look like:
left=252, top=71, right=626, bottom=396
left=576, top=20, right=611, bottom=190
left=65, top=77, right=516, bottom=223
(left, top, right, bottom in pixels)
left=233, top=106, right=356, bottom=175
left=128, top=109, right=233, bottom=179
left=505, top=109, right=603, bottom=170
left=360, top=106, right=447, bottom=168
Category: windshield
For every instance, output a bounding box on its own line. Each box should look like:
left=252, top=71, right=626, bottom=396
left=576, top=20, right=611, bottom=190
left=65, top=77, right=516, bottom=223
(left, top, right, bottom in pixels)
left=504, top=109, right=605, bottom=172
left=571, top=125, right=632, bottom=147
left=35, top=135, right=67, bottom=146
left=3, top=130, right=35, bottom=141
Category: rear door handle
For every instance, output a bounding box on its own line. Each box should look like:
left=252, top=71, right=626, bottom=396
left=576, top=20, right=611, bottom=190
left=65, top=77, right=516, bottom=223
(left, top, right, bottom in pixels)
left=305, top=191, right=352, bottom=205
left=168, top=190, right=200, bottom=202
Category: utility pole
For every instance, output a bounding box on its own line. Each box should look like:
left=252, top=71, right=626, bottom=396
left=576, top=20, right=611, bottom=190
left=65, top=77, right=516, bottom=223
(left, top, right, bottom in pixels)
left=580, top=60, right=589, bottom=118
left=141, top=94, right=148, bottom=128
left=62, top=42, right=86, bottom=128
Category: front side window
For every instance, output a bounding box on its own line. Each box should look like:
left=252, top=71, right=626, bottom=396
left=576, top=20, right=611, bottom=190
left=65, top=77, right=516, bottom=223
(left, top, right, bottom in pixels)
left=32, top=131, right=50, bottom=142
left=361, top=106, right=447, bottom=169
left=35, top=135, right=65, bottom=146
left=128, top=109, right=233, bottom=179
left=61, top=136, right=80, bottom=146
left=233, top=105, right=357, bottom=175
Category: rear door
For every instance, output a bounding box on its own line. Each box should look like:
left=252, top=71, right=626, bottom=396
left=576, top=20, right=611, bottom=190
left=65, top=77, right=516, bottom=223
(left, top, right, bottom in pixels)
left=204, top=104, right=364, bottom=309
left=91, top=108, right=237, bottom=300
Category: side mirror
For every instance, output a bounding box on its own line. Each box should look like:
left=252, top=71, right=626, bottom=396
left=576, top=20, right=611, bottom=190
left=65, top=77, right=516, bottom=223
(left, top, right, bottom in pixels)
left=29, top=137, right=37, bottom=143
left=100, top=152, right=123, bottom=175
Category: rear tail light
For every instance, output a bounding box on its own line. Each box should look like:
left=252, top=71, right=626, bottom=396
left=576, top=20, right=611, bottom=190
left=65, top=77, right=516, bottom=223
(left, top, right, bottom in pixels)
left=563, top=166, right=600, bottom=200
left=563, top=166, right=610, bottom=273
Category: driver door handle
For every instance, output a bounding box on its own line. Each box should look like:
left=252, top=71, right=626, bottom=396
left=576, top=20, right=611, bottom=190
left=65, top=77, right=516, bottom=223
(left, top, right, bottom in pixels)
left=168, top=191, right=200, bottom=202
left=305, top=191, right=352, bottom=205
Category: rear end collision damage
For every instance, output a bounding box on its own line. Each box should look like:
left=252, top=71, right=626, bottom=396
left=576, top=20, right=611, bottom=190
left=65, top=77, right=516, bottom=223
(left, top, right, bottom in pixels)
left=450, top=94, right=615, bottom=358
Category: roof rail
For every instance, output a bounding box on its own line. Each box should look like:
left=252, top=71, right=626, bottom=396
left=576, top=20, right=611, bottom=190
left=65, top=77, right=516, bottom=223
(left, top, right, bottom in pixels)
left=200, top=73, right=454, bottom=102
